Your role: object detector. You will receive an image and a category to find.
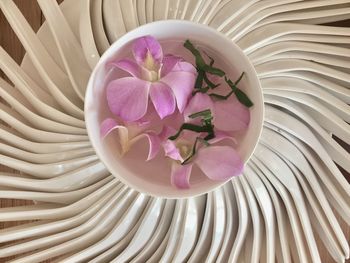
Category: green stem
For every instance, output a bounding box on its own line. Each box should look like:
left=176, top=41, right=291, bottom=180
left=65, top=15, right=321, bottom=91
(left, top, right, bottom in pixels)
left=168, top=123, right=211, bottom=141
left=182, top=137, right=210, bottom=165
left=203, top=72, right=219, bottom=89
left=209, top=90, right=234, bottom=100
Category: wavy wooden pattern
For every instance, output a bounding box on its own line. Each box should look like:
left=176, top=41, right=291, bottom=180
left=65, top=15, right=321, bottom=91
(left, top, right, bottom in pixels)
left=0, top=0, right=349, bottom=262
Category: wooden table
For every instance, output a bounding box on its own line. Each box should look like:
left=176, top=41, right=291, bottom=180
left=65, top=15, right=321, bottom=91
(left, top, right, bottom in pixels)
left=0, top=1, right=349, bottom=262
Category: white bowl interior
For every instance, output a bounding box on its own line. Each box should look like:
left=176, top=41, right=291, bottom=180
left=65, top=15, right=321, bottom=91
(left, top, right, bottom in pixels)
left=85, top=20, right=264, bottom=198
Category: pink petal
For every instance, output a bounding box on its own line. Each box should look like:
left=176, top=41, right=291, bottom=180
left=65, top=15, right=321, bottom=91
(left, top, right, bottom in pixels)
left=133, top=36, right=163, bottom=66
left=108, top=59, right=141, bottom=78
left=163, top=140, right=183, bottom=162
left=149, top=82, right=176, bottom=119
left=213, top=95, right=250, bottom=132
left=100, top=118, right=129, bottom=153
left=209, top=131, right=237, bottom=144
left=100, top=118, right=122, bottom=138
left=171, top=162, right=193, bottom=189
left=195, top=146, right=244, bottom=181
left=133, top=104, right=161, bottom=127
left=145, top=132, right=161, bottom=160
left=159, top=126, right=177, bottom=141
left=161, top=54, right=182, bottom=77
left=171, top=61, right=197, bottom=75
left=132, top=118, right=151, bottom=127
left=184, top=93, right=214, bottom=123
left=160, top=71, right=196, bottom=113
left=131, top=132, right=161, bottom=161
left=107, top=77, right=150, bottom=122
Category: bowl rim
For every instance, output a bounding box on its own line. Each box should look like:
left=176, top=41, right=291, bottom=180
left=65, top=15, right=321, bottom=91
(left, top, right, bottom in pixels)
left=85, top=19, right=264, bottom=199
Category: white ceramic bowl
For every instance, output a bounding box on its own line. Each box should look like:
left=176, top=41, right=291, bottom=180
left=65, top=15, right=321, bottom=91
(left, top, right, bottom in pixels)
left=85, top=20, right=264, bottom=198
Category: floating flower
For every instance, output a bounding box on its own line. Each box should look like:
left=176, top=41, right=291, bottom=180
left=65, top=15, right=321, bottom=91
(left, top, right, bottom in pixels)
left=106, top=36, right=197, bottom=122
left=158, top=90, right=248, bottom=188
left=100, top=117, right=161, bottom=160
left=161, top=128, right=243, bottom=189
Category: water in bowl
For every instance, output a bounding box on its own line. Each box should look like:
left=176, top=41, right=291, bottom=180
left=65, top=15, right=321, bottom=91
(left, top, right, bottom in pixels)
left=100, top=37, right=250, bottom=192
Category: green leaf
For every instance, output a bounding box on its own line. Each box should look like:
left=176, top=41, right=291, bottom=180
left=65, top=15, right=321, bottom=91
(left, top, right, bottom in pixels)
left=224, top=72, right=253, bottom=107
left=224, top=72, right=245, bottom=89
left=235, top=88, right=254, bottom=107
left=202, top=64, right=225, bottom=76
left=192, top=86, right=210, bottom=95
left=168, top=123, right=211, bottom=140
left=195, top=70, right=204, bottom=89
left=209, top=88, right=253, bottom=107
left=185, top=39, right=253, bottom=107
left=184, top=39, right=200, bottom=56
left=184, top=40, right=225, bottom=76
left=224, top=77, right=235, bottom=89
left=189, top=109, right=212, bottom=120
left=234, top=72, right=245, bottom=85
left=204, top=132, right=215, bottom=140
left=203, top=50, right=215, bottom=66
left=184, top=40, right=206, bottom=68
left=209, top=92, right=233, bottom=100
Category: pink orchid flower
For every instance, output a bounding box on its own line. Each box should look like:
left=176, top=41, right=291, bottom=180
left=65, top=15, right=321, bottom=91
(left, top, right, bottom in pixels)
left=184, top=92, right=250, bottom=132
left=160, top=128, right=243, bottom=189
left=160, top=90, right=250, bottom=189
left=100, top=117, right=161, bottom=160
left=107, top=36, right=197, bottom=122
